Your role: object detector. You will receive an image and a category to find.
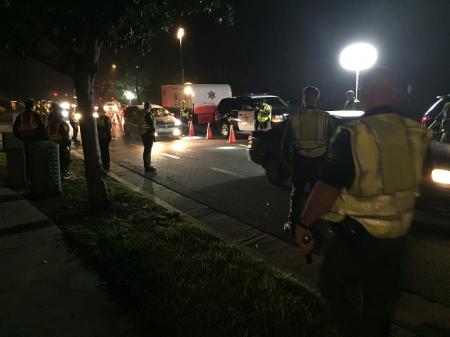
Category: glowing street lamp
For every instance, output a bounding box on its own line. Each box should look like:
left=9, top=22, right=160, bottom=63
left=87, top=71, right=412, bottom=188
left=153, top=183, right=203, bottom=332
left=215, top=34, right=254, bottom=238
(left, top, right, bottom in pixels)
left=124, top=90, right=136, bottom=105
left=177, top=27, right=185, bottom=84
left=112, top=64, right=117, bottom=70
left=339, top=42, right=378, bottom=100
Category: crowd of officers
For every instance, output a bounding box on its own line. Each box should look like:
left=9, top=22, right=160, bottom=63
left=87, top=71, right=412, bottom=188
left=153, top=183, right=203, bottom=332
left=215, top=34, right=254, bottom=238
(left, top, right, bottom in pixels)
left=283, top=67, right=431, bottom=337
left=12, top=100, right=112, bottom=180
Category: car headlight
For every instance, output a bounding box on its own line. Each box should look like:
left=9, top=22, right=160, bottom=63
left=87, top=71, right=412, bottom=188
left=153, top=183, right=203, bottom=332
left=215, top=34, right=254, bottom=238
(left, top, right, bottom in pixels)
left=271, top=115, right=284, bottom=123
left=173, top=128, right=181, bottom=136
left=60, top=101, right=70, bottom=110
left=431, top=169, right=450, bottom=185
left=92, top=112, right=99, bottom=118
left=61, top=109, right=69, bottom=118
left=174, top=119, right=182, bottom=126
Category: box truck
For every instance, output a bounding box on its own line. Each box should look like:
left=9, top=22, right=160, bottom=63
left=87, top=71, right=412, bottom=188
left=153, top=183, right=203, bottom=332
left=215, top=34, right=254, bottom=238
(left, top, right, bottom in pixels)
left=161, top=83, right=232, bottom=125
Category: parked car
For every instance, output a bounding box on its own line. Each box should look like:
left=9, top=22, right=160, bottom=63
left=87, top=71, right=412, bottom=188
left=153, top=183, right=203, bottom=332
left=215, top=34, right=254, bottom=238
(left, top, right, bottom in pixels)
left=123, top=104, right=182, bottom=139
left=421, top=94, right=450, bottom=130
left=216, top=95, right=295, bottom=138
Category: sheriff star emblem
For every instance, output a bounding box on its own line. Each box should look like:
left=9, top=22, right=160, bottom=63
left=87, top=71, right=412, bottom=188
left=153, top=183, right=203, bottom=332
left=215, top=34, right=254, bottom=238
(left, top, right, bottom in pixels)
left=208, top=90, right=216, bottom=101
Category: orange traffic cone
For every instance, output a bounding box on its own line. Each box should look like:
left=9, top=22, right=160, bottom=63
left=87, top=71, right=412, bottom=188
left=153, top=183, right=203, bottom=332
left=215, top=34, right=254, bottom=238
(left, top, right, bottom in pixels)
left=228, top=124, right=236, bottom=143
left=188, top=120, right=196, bottom=136
left=205, top=122, right=213, bottom=140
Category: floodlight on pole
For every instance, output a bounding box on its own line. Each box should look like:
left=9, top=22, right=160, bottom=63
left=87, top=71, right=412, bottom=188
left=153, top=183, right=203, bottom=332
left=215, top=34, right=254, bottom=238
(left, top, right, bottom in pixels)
left=124, top=90, right=135, bottom=105
left=339, top=43, right=378, bottom=100
left=177, top=27, right=185, bottom=84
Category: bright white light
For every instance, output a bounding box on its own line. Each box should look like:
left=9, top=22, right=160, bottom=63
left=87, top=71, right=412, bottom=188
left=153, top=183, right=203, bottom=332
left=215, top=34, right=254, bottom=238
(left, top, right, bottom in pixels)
left=184, top=86, right=193, bottom=96
left=93, top=112, right=99, bottom=118
left=327, top=110, right=365, bottom=118
left=70, top=104, right=77, bottom=108
left=271, top=115, right=284, bottom=123
left=60, top=101, right=70, bottom=110
left=74, top=112, right=82, bottom=121
left=177, top=27, right=185, bottom=40
left=340, top=43, right=378, bottom=72
left=124, top=90, right=135, bottom=100
left=94, top=106, right=98, bottom=111
left=431, top=169, right=450, bottom=185
left=174, top=119, right=182, bottom=126
left=173, top=128, right=182, bottom=137
left=171, top=140, right=186, bottom=152
left=61, top=110, right=69, bottom=118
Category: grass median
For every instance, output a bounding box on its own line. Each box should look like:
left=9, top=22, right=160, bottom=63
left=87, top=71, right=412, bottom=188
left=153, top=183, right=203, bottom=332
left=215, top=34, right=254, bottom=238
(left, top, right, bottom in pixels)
left=0, top=151, right=339, bottom=337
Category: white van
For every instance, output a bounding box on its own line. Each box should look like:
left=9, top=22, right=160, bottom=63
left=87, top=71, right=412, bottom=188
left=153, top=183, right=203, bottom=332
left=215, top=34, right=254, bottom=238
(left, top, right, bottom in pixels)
left=161, top=83, right=232, bottom=125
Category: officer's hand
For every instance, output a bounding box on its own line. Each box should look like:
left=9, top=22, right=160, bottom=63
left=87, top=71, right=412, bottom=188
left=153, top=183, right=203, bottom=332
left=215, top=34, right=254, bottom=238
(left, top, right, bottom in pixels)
left=295, top=225, right=315, bottom=255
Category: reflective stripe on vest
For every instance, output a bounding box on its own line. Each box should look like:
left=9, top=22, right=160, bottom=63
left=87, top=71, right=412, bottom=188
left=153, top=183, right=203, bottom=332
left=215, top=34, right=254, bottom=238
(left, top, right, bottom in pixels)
left=323, top=113, right=432, bottom=238
left=18, top=113, right=38, bottom=138
left=258, top=104, right=272, bottom=123
left=46, top=121, right=62, bottom=143
left=291, top=109, right=330, bottom=158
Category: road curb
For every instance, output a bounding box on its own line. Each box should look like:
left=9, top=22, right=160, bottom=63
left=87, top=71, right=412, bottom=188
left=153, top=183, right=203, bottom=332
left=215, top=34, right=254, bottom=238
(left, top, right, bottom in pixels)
left=72, top=151, right=450, bottom=336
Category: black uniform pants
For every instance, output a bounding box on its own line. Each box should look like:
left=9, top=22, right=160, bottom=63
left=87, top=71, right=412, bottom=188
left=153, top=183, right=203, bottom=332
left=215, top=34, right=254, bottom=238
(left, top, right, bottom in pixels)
left=319, top=219, right=406, bottom=337
left=59, top=146, right=70, bottom=175
left=141, top=132, right=154, bottom=169
left=288, top=154, right=324, bottom=224
left=99, top=139, right=111, bottom=171
left=70, top=122, right=79, bottom=141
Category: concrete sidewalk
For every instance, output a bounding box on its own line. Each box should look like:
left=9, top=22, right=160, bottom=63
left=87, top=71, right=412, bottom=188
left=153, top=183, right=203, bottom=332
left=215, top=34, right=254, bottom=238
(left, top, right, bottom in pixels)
left=0, top=186, right=141, bottom=337
left=107, top=160, right=450, bottom=337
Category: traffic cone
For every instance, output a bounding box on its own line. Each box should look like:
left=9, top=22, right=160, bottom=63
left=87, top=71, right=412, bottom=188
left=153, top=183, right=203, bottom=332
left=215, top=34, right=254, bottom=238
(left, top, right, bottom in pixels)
left=205, top=122, right=213, bottom=140
left=188, top=120, right=196, bottom=136
left=228, top=124, right=236, bottom=143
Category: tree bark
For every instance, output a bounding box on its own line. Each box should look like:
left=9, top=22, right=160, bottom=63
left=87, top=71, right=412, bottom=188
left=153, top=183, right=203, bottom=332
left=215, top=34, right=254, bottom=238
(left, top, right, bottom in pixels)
left=73, top=39, right=110, bottom=210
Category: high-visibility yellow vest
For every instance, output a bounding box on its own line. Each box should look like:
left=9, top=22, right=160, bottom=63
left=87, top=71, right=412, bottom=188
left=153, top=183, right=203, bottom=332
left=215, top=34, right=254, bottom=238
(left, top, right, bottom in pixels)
left=18, top=112, right=39, bottom=139
left=257, top=103, right=272, bottom=123
left=46, top=120, right=62, bottom=144
left=323, top=113, right=432, bottom=238
left=290, top=109, right=331, bottom=158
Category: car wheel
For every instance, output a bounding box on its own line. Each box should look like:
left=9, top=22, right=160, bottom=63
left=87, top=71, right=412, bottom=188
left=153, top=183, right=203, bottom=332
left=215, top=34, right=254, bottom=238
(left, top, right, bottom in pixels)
left=264, top=157, right=290, bottom=187
left=220, top=122, right=230, bottom=138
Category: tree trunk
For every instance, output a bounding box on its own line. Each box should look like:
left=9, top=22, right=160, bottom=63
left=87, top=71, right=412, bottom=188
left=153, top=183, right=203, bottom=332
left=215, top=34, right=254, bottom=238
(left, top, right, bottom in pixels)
left=74, top=69, right=110, bottom=210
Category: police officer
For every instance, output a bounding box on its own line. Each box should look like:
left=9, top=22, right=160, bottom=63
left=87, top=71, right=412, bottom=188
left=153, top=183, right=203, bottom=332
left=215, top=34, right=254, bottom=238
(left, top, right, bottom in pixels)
left=46, top=103, right=71, bottom=179
left=283, top=86, right=335, bottom=234
left=255, top=100, right=272, bottom=130
left=13, top=99, right=46, bottom=178
left=296, top=68, right=431, bottom=337
left=69, top=106, right=80, bottom=145
left=97, top=106, right=112, bottom=171
left=140, top=100, right=156, bottom=172
left=13, top=99, right=45, bottom=141
left=343, top=90, right=362, bottom=110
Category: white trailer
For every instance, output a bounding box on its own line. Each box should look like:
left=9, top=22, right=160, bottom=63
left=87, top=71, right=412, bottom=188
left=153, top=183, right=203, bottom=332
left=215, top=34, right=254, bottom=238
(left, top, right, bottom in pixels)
left=161, top=83, right=232, bottom=125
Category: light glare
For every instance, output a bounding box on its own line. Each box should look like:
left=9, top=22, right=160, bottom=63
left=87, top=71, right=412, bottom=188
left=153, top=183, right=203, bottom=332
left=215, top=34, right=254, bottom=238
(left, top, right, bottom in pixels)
left=340, top=43, right=378, bottom=72
left=431, top=169, right=450, bottom=185
left=177, top=27, right=185, bottom=40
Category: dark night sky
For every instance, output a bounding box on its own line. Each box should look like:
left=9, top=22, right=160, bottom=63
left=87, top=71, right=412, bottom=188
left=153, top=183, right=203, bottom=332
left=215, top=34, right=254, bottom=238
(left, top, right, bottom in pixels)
left=1, top=0, right=449, bottom=115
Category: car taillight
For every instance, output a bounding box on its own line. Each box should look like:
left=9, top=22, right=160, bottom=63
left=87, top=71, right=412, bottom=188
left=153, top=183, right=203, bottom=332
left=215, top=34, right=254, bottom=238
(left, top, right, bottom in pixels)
left=421, top=115, right=432, bottom=125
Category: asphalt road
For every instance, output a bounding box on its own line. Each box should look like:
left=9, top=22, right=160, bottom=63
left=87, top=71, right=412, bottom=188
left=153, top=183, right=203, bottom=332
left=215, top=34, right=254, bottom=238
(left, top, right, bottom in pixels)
left=108, top=126, right=450, bottom=308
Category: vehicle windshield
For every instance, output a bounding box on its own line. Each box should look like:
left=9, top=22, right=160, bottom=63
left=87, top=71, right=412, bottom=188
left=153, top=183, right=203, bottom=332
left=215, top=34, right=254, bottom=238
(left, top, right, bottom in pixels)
left=152, top=107, right=171, bottom=117
left=252, top=97, right=288, bottom=108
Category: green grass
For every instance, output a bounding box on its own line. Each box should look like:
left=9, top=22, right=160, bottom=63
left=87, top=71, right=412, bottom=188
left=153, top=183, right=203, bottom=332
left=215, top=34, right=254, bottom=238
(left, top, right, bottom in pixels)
left=2, top=155, right=339, bottom=337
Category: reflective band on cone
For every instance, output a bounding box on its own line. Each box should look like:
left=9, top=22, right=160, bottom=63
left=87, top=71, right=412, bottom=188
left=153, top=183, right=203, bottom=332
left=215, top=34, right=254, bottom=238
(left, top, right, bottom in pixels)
left=205, top=122, right=213, bottom=140
left=228, top=124, right=236, bottom=143
left=188, top=121, right=196, bottom=136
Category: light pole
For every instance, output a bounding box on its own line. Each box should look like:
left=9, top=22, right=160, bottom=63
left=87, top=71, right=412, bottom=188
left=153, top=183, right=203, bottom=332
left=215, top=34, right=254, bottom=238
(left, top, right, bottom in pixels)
left=124, top=90, right=135, bottom=105
left=339, top=43, right=378, bottom=100
left=177, top=27, right=185, bottom=84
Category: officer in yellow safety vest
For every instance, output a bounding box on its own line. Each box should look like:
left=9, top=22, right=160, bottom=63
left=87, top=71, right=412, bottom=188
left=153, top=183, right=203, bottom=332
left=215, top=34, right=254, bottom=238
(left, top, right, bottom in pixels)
left=256, top=100, right=272, bottom=130
left=296, top=68, right=432, bottom=337
left=46, top=103, right=71, bottom=179
left=283, top=86, right=335, bottom=234
left=13, top=99, right=45, bottom=141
